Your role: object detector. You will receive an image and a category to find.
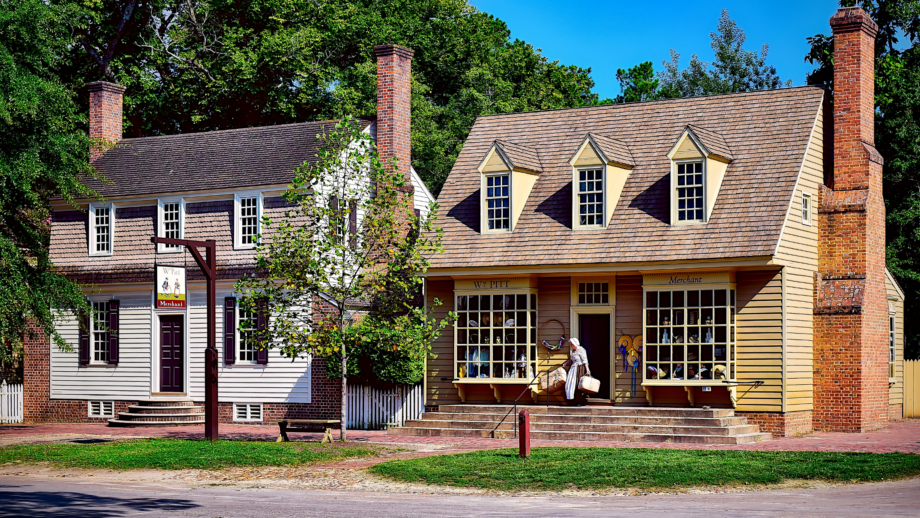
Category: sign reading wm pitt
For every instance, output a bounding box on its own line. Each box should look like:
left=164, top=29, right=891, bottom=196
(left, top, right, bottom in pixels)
left=156, top=265, right=187, bottom=309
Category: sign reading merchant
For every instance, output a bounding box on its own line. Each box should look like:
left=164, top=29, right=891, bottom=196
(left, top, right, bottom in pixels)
left=156, top=265, right=187, bottom=309
left=643, top=271, right=735, bottom=287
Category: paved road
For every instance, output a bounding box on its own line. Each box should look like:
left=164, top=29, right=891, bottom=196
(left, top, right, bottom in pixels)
left=1, top=476, right=919, bottom=517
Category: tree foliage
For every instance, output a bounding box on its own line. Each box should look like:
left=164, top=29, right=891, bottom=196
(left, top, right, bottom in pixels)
left=0, top=0, right=102, bottom=363
left=614, top=62, right=660, bottom=103
left=806, top=0, right=920, bottom=359
left=58, top=0, right=599, bottom=196
left=234, top=120, right=453, bottom=439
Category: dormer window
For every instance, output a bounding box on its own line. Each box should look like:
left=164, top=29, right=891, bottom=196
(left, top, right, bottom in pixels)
left=676, top=162, right=705, bottom=222
left=569, top=134, right=635, bottom=230
left=485, top=174, right=510, bottom=230
left=234, top=192, right=263, bottom=249
left=477, top=140, right=542, bottom=234
left=88, top=202, right=114, bottom=256
left=667, top=125, right=733, bottom=226
left=157, top=199, right=185, bottom=253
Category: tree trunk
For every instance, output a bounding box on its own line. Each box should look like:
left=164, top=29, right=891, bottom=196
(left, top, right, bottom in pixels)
left=340, top=350, right=347, bottom=442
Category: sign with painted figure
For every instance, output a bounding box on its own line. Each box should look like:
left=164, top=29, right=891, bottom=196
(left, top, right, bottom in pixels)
left=156, top=265, right=187, bottom=309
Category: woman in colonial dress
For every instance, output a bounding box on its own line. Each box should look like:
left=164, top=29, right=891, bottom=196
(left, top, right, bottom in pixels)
left=564, top=338, right=591, bottom=405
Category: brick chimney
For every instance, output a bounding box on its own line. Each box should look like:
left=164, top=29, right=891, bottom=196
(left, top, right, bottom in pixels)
left=374, top=45, right=414, bottom=209
left=87, top=81, right=125, bottom=161
left=813, top=7, right=888, bottom=432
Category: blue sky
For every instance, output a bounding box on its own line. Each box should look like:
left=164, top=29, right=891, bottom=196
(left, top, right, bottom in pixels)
left=470, top=0, right=842, bottom=100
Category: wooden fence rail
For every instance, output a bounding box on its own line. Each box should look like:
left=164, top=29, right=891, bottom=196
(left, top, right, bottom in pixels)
left=905, top=360, right=920, bottom=418
left=0, top=380, right=24, bottom=424
left=346, top=383, right=424, bottom=430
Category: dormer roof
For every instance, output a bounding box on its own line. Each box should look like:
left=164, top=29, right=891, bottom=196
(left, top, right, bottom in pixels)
left=685, top=124, right=734, bottom=162
left=581, top=133, right=635, bottom=168
left=488, top=139, right=544, bottom=174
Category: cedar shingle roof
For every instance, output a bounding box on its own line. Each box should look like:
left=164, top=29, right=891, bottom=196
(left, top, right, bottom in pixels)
left=87, top=119, right=372, bottom=198
left=431, top=86, right=825, bottom=269
left=494, top=140, right=543, bottom=173
left=588, top=134, right=635, bottom=167
left=687, top=124, right=734, bottom=161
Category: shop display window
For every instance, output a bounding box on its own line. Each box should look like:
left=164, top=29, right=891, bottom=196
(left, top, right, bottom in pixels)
left=454, top=292, right=537, bottom=381
left=644, top=288, right=736, bottom=383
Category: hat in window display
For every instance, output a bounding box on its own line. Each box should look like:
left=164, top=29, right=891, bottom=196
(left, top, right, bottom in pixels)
left=504, top=319, right=515, bottom=327
left=468, top=320, right=478, bottom=327
left=713, top=364, right=727, bottom=380
left=646, top=365, right=658, bottom=378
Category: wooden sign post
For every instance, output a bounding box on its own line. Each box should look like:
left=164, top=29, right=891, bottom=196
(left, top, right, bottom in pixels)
left=152, top=237, right=219, bottom=441
left=518, top=409, right=531, bottom=458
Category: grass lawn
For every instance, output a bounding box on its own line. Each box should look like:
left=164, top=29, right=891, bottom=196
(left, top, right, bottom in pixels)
left=0, top=438, right=385, bottom=471
left=369, top=447, right=920, bottom=490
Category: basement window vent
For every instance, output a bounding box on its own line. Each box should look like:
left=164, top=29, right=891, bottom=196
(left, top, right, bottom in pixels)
left=233, top=403, right=263, bottom=422
left=88, top=401, right=114, bottom=418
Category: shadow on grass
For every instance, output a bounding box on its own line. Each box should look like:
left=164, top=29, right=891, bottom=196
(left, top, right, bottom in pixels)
left=0, top=487, right=198, bottom=517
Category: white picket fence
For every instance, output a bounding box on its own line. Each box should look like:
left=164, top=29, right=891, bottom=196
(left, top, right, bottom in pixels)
left=346, top=383, right=424, bottom=430
left=1, top=380, right=24, bottom=424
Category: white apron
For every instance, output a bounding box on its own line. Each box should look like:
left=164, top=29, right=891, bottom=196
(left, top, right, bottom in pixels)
left=565, top=347, right=589, bottom=400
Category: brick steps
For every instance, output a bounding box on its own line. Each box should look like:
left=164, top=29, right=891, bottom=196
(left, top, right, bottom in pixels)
left=388, top=405, right=770, bottom=445
left=108, top=399, right=203, bottom=427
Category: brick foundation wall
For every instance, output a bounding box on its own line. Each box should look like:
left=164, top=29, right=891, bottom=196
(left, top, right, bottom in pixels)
left=889, top=403, right=903, bottom=421
left=739, top=411, right=813, bottom=437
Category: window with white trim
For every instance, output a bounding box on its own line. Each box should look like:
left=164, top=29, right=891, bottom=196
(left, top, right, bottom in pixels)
left=88, top=203, right=114, bottom=255
left=234, top=193, right=262, bottom=249
left=802, top=192, right=813, bottom=226
left=675, top=162, right=704, bottom=222
left=158, top=199, right=184, bottom=252
left=454, top=292, right=537, bottom=380
left=233, top=403, right=263, bottom=422
left=88, top=401, right=114, bottom=418
left=238, top=305, right=258, bottom=363
left=577, top=168, right=604, bottom=226
left=889, top=311, right=897, bottom=380
left=92, top=301, right=110, bottom=364
left=484, top=174, right=510, bottom=231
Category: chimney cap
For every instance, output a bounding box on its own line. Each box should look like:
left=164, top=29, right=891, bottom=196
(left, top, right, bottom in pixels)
left=830, top=7, right=878, bottom=37
left=374, top=44, right=414, bottom=60
left=87, top=81, right=126, bottom=94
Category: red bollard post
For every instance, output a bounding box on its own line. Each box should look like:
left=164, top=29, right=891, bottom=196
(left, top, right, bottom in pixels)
left=518, top=409, right=531, bottom=458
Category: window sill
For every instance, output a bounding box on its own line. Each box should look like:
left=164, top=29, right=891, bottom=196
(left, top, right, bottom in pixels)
left=230, top=362, right=262, bottom=367
left=642, top=380, right=732, bottom=387
left=84, top=363, right=115, bottom=368
left=88, top=253, right=114, bottom=258
left=452, top=378, right=536, bottom=385
left=233, top=244, right=257, bottom=251
left=157, top=248, right=183, bottom=254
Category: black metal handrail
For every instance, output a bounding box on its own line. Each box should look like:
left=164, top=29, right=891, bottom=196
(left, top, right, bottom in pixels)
left=489, top=356, right=556, bottom=439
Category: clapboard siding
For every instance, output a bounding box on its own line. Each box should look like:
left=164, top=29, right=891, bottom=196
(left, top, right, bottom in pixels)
left=50, top=290, right=153, bottom=400
left=613, top=275, right=646, bottom=404
left=735, top=270, right=784, bottom=412
left=425, top=280, right=458, bottom=405
left=187, top=282, right=312, bottom=403
left=535, top=277, right=572, bottom=404
left=888, top=274, right=905, bottom=406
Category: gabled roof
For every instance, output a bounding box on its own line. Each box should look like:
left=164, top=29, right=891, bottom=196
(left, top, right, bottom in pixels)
left=431, top=86, right=825, bottom=269
left=686, top=124, right=734, bottom=161
left=492, top=139, right=544, bottom=174
left=585, top=133, right=635, bottom=168
left=86, top=118, right=373, bottom=198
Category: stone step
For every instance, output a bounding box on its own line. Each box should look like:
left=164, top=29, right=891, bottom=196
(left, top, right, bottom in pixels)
left=134, top=399, right=196, bottom=407
left=401, top=419, right=760, bottom=436
left=115, top=412, right=205, bottom=423
left=127, top=405, right=204, bottom=414
left=108, top=419, right=205, bottom=427
left=437, top=405, right=735, bottom=418
left=386, top=426, right=769, bottom=445
left=418, top=412, right=749, bottom=427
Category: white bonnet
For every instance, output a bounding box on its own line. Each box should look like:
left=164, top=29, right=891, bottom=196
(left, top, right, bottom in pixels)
left=569, top=337, right=580, bottom=348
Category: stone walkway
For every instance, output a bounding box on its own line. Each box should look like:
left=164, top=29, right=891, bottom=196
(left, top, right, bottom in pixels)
left=2, top=419, right=919, bottom=454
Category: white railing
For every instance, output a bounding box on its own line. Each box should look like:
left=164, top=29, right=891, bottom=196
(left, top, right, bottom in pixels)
left=346, top=383, right=424, bottom=430
left=1, top=380, right=24, bottom=424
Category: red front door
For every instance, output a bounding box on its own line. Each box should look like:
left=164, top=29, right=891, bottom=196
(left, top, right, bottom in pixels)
left=159, top=315, right=184, bottom=392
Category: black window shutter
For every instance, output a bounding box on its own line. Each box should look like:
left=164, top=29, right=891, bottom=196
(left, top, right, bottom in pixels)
left=349, top=200, right=358, bottom=246
left=108, top=300, right=119, bottom=364
left=256, top=298, right=268, bottom=364
left=79, top=307, right=90, bottom=365
left=224, top=297, right=236, bottom=365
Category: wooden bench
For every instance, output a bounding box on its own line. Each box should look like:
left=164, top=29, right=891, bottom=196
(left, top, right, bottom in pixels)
left=276, top=419, right=341, bottom=443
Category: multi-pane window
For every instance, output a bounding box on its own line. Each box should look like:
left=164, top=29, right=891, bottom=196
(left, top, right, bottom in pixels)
left=890, top=313, right=897, bottom=379
left=239, top=196, right=259, bottom=246
left=802, top=193, right=813, bottom=226
left=238, top=306, right=258, bottom=363
left=644, top=288, right=736, bottom=382
left=454, top=293, right=537, bottom=380
left=578, top=282, right=609, bottom=305
left=485, top=174, right=510, bottom=231
left=676, top=162, right=704, bottom=222
left=162, top=201, right=181, bottom=250
left=578, top=169, right=604, bottom=226
left=92, top=301, right=110, bottom=364
left=92, top=205, right=112, bottom=254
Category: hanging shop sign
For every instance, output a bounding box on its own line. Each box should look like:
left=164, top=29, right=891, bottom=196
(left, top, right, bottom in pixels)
left=156, top=265, right=187, bottom=309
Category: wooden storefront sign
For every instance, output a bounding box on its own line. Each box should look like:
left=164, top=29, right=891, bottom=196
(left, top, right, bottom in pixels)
left=156, top=265, right=187, bottom=309
left=454, top=276, right=537, bottom=291
left=643, top=271, right=736, bottom=287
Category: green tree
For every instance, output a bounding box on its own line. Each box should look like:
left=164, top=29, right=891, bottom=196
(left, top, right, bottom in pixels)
left=658, top=9, right=791, bottom=98
left=0, top=0, right=102, bottom=363
left=806, top=0, right=920, bottom=359
left=615, top=61, right=661, bottom=103
left=234, top=120, right=453, bottom=440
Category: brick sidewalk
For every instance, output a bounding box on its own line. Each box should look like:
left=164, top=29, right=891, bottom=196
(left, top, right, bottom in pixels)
left=2, top=420, right=919, bottom=453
